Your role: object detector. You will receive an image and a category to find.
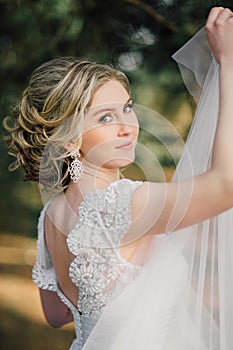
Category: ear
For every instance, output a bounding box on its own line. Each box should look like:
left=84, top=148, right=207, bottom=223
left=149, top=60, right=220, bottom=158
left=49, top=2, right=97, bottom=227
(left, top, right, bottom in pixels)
left=64, top=141, right=83, bottom=155
left=63, top=141, right=75, bottom=153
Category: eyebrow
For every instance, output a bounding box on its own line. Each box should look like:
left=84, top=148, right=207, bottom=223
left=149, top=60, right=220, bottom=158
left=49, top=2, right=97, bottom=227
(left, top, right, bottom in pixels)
left=90, top=97, right=132, bottom=117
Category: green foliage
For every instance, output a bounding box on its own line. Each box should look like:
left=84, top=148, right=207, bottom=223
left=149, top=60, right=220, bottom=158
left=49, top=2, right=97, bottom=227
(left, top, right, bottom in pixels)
left=1, top=0, right=232, bottom=236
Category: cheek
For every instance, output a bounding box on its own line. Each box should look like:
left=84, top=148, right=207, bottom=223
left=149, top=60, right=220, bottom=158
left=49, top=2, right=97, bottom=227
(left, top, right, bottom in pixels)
left=81, top=127, right=114, bottom=156
left=133, top=118, right=139, bottom=140
left=135, top=123, right=139, bottom=138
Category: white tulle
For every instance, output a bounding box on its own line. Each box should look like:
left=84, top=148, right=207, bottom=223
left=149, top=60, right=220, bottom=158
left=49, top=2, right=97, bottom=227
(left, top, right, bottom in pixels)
left=82, top=28, right=233, bottom=350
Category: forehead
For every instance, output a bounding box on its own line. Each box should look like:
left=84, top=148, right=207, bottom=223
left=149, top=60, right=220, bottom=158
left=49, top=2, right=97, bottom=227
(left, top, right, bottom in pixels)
left=90, top=80, right=130, bottom=108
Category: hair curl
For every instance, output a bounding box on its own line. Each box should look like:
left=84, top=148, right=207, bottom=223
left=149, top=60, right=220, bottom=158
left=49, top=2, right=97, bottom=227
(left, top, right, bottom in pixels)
left=3, top=57, right=130, bottom=193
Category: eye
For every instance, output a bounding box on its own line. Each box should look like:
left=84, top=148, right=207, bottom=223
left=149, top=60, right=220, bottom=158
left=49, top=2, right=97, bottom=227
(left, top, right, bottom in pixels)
left=123, top=102, right=133, bottom=114
left=99, top=114, right=113, bottom=124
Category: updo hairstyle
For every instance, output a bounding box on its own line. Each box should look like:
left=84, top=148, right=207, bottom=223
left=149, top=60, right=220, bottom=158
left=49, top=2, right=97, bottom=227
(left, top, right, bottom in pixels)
left=3, top=57, right=130, bottom=192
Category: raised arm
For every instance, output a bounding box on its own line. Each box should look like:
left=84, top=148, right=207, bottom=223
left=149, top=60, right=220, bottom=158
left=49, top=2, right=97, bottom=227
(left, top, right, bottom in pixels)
left=125, top=8, right=233, bottom=241
left=207, top=8, right=233, bottom=177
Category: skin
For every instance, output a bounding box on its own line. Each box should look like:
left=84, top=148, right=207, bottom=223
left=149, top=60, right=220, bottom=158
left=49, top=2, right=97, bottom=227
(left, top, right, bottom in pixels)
left=81, top=80, right=139, bottom=170
left=41, top=80, right=139, bottom=326
left=40, top=7, right=233, bottom=328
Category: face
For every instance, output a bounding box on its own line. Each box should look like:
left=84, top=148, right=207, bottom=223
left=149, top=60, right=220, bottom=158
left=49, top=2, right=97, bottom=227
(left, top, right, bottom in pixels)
left=80, top=80, right=139, bottom=169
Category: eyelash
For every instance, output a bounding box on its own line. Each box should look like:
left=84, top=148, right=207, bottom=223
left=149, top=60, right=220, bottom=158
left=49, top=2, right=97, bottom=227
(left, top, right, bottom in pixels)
left=99, top=114, right=112, bottom=123
left=99, top=102, right=134, bottom=124
left=123, top=102, right=133, bottom=114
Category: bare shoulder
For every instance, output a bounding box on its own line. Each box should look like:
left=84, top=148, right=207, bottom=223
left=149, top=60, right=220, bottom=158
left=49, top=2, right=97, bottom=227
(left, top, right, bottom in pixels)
left=127, top=181, right=168, bottom=239
left=131, top=181, right=168, bottom=216
left=45, top=193, right=79, bottom=238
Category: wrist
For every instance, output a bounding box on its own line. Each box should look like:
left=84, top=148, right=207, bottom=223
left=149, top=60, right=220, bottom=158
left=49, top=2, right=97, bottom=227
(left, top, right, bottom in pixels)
left=218, top=58, right=233, bottom=71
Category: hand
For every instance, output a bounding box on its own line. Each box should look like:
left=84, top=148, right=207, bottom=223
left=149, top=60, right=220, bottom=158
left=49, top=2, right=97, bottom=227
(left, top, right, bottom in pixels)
left=206, top=7, right=233, bottom=65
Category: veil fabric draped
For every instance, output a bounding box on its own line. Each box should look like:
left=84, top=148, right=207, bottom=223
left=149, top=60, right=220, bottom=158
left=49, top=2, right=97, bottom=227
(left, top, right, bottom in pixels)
left=82, top=29, right=233, bottom=350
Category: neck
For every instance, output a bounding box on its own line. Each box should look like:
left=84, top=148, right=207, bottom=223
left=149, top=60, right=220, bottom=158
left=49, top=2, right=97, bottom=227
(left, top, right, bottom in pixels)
left=67, top=160, right=120, bottom=198
left=83, top=160, right=120, bottom=187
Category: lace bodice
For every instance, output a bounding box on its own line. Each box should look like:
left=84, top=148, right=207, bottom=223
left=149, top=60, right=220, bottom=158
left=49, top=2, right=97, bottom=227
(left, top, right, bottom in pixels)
left=32, top=179, right=143, bottom=349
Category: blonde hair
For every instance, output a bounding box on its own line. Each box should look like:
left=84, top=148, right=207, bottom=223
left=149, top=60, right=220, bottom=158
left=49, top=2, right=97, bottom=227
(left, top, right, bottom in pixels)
left=3, top=57, right=130, bottom=192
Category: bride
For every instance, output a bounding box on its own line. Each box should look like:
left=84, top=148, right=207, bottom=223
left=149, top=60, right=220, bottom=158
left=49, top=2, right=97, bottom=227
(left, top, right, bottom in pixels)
left=4, top=7, right=233, bottom=349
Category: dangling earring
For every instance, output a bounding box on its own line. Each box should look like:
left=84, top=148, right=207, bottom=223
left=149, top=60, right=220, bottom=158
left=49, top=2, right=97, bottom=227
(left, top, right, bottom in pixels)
left=69, top=150, right=84, bottom=183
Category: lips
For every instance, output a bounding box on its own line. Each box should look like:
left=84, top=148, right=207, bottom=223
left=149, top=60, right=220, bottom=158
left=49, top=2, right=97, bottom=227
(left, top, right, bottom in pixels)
left=115, top=140, right=133, bottom=149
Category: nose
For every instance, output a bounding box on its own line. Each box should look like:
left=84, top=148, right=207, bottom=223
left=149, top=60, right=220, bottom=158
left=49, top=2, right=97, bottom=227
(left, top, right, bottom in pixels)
left=117, top=115, right=135, bottom=136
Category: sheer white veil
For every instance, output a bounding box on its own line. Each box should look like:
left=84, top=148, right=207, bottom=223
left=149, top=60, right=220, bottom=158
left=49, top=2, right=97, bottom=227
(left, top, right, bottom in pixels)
left=82, top=28, right=233, bottom=350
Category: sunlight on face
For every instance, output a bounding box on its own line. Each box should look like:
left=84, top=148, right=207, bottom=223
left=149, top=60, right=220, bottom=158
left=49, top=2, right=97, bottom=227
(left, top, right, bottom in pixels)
left=80, top=80, right=139, bottom=169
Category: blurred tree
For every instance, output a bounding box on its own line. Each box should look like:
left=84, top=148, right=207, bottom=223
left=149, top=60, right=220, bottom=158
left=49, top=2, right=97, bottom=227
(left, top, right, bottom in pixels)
left=0, top=0, right=232, bottom=236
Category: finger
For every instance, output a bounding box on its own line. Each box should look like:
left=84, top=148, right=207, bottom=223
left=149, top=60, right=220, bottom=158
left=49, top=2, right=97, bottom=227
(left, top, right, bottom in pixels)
left=206, top=7, right=225, bottom=27
left=215, top=7, right=233, bottom=23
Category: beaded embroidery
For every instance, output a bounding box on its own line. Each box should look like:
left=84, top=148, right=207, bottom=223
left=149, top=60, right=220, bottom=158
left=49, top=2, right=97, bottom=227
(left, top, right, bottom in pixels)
left=67, top=179, right=142, bottom=316
left=32, top=179, right=143, bottom=348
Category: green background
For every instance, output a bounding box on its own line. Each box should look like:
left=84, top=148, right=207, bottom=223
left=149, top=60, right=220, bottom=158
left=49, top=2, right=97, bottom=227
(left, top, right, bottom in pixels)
left=0, top=1, right=232, bottom=349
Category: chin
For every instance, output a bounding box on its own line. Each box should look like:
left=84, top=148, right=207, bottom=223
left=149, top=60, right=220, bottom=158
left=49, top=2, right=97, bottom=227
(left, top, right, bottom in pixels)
left=105, top=157, right=135, bottom=169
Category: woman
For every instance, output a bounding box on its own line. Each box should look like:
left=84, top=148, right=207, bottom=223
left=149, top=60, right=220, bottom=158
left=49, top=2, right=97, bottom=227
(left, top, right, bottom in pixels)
left=4, top=7, right=233, bottom=349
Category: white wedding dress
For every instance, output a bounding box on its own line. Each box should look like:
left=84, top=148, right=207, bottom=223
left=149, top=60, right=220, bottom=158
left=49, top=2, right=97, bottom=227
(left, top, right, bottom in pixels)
left=32, top=179, right=143, bottom=349
left=33, top=28, right=233, bottom=349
